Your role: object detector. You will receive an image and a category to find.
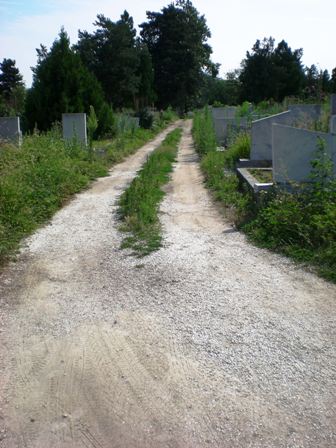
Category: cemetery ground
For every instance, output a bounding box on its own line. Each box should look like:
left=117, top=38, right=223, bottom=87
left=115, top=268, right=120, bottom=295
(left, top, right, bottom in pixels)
left=0, top=120, right=335, bottom=447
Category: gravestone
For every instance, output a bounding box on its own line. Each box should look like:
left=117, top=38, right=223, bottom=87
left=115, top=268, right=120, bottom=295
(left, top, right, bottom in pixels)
left=62, top=113, right=87, bottom=145
left=251, top=105, right=323, bottom=162
left=0, top=116, right=22, bottom=145
left=288, top=104, right=322, bottom=122
left=211, top=106, right=237, bottom=120
left=251, top=111, right=293, bottom=161
left=213, top=117, right=248, bottom=146
left=331, top=94, right=336, bottom=115
left=330, top=115, right=336, bottom=135
left=272, top=124, right=336, bottom=184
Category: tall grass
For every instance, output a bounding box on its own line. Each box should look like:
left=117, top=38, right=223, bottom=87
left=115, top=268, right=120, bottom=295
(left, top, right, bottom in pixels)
left=193, top=107, right=336, bottom=282
left=193, top=108, right=252, bottom=222
left=0, top=117, right=176, bottom=265
left=118, top=128, right=182, bottom=256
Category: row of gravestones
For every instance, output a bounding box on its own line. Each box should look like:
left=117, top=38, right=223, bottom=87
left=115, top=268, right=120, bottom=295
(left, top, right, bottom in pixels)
left=0, top=113, right=140, bottom=147
left=212, top=96, right=336, bottom=185
left=0, top=113, right=88, bottom=146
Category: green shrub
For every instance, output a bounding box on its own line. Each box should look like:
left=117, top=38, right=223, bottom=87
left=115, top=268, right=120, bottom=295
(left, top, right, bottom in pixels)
left=244, top=144, right=336, bottom=281
left=139, top=108, right=154, bottom=129
left=193, top=107, right=217, bottom=154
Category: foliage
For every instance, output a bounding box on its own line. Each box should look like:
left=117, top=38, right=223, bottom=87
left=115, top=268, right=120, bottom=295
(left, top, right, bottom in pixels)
left=192, top=107, right=216, bottom=154
left=138, top=108, right=154, bottom=129
left=193, top=108, right=251, bottom=222
left=198, top=73, right=242, bottom=107
left=76, top=12, right=155, bottom=109
left=24, top=29, right=113, bottom=137
left=140, top=0, right=215, bottom=112
left=193, top=109, right=336, bottom=281
left=118, top=128, right=182, bottom=255
left=87, top=105, right=98, bottom=157
left=0, top=119, right=172, bottom=264
left=0, top=58, right=25, bottom=116
left=240, top=37, right=305, bottom=103
left=222, top=132, right=251, bottom=168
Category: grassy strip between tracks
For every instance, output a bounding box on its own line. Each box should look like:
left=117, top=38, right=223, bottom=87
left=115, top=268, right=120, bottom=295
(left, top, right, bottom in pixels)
left=118, top=127, right=182, bottom=256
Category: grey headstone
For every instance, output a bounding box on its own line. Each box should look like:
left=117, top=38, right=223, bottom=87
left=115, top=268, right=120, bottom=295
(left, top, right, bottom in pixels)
left=211, top=107, right=237, bottom=120
left=0, top=116, right=22, bottom=146
left=272, top=124, right=336, bottom=184
left=251, top=111, right=293, bottom=161
left=330, top=115, right=336, bottom=134
left=62, top=113, right=87, bottom=145
left=331, top=94, right=336, bottom=115
left=287, top=104, right=322, bottom=122
left=213, top=117, right=248, bottom=145
left=251, top=106, right=324, bottom=162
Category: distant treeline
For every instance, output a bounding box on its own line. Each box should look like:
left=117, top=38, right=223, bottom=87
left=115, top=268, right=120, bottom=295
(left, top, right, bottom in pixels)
left=0, top=1, right=335, bottom=137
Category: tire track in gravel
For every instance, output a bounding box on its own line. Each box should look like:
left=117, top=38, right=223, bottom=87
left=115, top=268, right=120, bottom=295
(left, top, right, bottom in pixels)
left=0, top=120, right=335, bottom=447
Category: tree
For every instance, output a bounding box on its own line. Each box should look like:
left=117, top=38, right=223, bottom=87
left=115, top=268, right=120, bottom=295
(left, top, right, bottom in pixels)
left=140, top=0, right=215, bottom=112
left=25, top=28, right=113, bottom=136
left=331, top=68, right=336, bottom=93
left=198, top=74, right=241, bottom=107
left=239, top=37, right=304, bottom=103
left=76, top=11, right=142, bottom=109
left=0, top=58, right=25, bottom=115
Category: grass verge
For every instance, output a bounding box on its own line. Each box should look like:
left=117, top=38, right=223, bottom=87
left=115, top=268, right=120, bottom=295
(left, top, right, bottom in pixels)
left=118, top=127, right=182, bottom=256
left=0, top=120, right=175, bottom=266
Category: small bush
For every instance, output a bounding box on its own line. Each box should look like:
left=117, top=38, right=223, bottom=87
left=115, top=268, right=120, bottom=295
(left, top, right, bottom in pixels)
left=139, top=108, right=154, bottom=129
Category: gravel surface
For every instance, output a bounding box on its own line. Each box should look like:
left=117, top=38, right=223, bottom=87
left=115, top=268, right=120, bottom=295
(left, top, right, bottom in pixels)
left=0, top=120, right=335, bottom=447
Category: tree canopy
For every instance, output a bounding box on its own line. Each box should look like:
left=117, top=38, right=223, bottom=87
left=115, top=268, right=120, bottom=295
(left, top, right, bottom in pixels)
left=0, top=58, right=25, bottom=116
left=25, top=29, right=113, bottom=135
left=140, top=0, right=215, bottom=112
left=239, top=37, right=305, bottom=103
left=76, top=11, right=155, bottom=109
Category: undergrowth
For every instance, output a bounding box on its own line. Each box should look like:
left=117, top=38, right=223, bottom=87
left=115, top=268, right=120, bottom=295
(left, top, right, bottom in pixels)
left=0, top=119, right=175, bottom=265
left=193, top=107, right=336, bottom=283
left=118, top=127, right=182, bottom=256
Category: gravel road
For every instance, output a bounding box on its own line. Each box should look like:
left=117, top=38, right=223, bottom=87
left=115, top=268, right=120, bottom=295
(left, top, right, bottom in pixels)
left=0, top=120, right=335, bottom=447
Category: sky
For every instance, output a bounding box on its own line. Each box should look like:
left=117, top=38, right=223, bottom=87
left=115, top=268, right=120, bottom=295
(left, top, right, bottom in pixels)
left=0, top=0, right=335, bottom=87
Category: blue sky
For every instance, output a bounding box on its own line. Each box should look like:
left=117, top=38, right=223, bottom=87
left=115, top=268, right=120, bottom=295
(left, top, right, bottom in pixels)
left=1, top=0, right=335, bottom=86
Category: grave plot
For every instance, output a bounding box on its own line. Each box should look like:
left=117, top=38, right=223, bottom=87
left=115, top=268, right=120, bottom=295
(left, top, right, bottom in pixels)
left=236, top=96, right=336, bottom=193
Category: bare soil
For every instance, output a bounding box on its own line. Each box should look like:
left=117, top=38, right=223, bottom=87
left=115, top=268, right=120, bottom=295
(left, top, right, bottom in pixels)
left=0, top=120, right=335, bottom=447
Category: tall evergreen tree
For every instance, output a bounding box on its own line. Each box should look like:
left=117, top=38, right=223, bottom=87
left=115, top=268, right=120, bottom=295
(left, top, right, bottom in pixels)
left=140, top=0, right=215, bottom=112
left=76, top=11, right=141, bottom=109
left=331, top=68, right=336, bottom=93
left=0, top=58, right=25, bottom=115
left=239, top=37, right=304, bottom=103
left=25, top=29, right=113, bottom=135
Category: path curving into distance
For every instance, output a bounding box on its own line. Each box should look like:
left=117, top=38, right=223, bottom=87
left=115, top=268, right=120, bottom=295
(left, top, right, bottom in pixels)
left=0, top=120, right=335, bottom=447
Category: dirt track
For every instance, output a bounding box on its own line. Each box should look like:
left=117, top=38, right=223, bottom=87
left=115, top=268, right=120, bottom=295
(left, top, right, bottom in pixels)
left=0, top=120, right=335, bottom=447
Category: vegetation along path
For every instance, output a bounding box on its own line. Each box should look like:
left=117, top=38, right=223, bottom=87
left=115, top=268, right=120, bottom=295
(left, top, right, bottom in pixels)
left=0, top=120, right=335, bottom=447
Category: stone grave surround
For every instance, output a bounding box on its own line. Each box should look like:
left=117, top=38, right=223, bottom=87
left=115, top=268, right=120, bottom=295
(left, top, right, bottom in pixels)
left=272, top=124, right=336, bottom=184
left=62, top=113, right=87, bottom=145
left=250, top=106, right=323, bottom=162
left=0, top=116, right=22, bottom=145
